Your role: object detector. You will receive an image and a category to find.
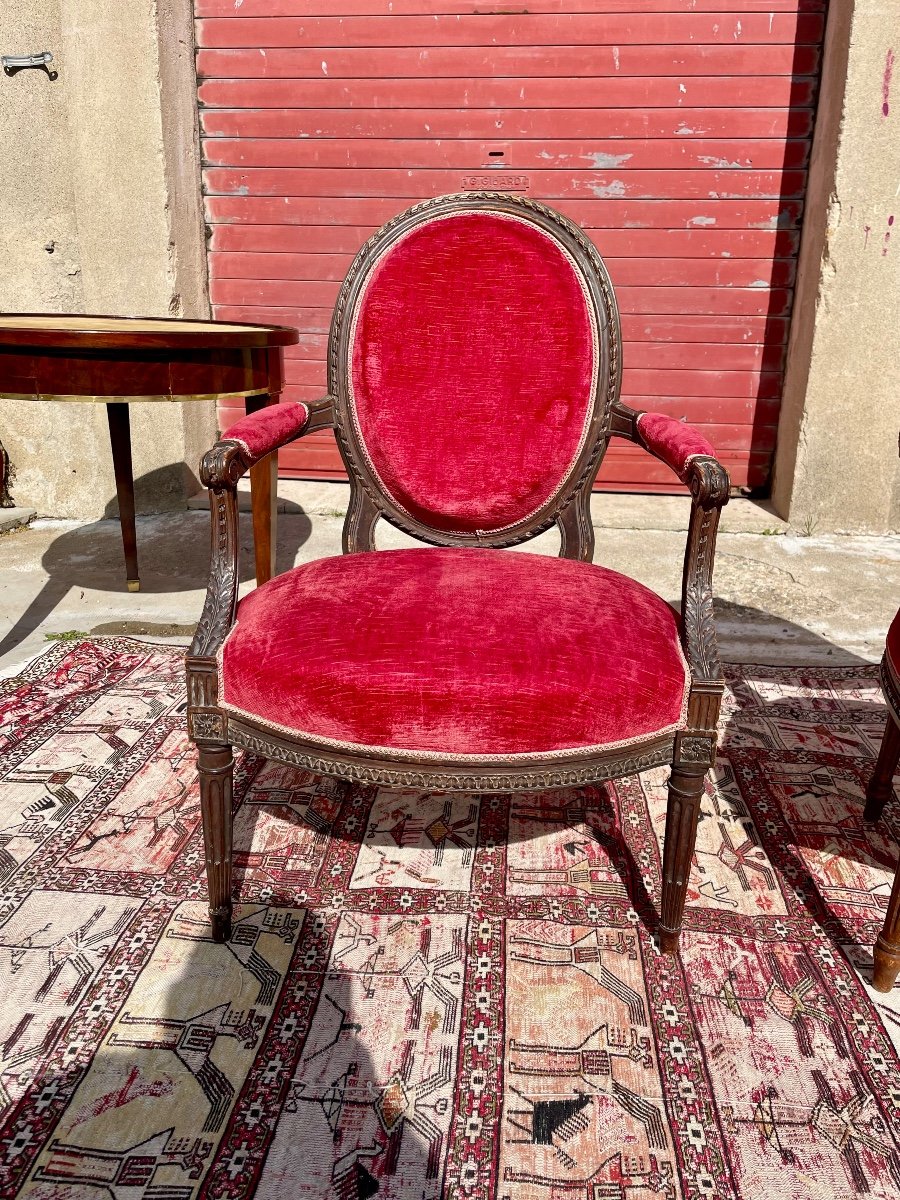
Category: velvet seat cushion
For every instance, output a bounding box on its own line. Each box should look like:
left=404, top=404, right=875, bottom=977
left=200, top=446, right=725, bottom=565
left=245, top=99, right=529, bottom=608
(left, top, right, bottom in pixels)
left=220, top=548, right=689, bottom=761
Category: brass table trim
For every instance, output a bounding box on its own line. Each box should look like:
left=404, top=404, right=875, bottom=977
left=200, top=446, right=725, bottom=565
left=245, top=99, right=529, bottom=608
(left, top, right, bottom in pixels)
left=0, top=388, right=270, bottom=404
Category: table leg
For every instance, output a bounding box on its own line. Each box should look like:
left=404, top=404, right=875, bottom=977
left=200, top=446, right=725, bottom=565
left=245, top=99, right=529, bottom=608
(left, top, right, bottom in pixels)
left=245, top=393, right=278, bottom=587
left=106, top=403, right=140, bottom=592
left=0, top=438, right=13, bottom=507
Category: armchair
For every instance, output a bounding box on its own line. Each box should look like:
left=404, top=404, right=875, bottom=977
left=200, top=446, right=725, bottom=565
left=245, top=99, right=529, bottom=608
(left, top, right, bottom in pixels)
left=186, top=192, right=730, bottom=952
left=864, top=607, right=900, bottom=991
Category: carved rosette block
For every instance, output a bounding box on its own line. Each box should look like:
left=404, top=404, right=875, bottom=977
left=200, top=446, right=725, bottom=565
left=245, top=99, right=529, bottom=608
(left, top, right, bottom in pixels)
left=187, top=656, right=228, bottom=744
left=675, top=732, right=717, bottom=767
left=189, top=710, right=228, bottom=743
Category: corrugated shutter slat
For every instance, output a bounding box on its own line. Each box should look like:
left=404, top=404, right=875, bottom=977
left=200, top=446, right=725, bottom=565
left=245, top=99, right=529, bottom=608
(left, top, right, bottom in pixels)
left=197, top=1, right=823, bottom=492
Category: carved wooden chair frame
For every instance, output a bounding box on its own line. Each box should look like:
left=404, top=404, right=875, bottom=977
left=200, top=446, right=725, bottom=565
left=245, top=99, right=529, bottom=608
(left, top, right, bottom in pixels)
left=186, top=192, right=730, bottom=950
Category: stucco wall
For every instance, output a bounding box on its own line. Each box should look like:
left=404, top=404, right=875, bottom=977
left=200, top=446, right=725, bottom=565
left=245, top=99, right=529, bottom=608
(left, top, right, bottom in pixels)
left=773, top=1, right=900, bottom=533
left=0, top=0, right=212, bottom=519
left=2, top=2, right=898, bottom=529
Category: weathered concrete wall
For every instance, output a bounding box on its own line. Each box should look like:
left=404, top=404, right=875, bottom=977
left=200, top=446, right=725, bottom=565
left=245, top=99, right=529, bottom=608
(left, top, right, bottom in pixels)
left=0, top=3, right=81, bottom=312
left=773, top=1, right=900, bottom=533
left=3, top=2, right=897, bottom=529
left=0, top=0, right=212, bottom=519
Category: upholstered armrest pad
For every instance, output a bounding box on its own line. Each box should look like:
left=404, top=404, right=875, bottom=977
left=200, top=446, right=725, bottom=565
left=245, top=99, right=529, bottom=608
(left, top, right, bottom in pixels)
left=636, top=411, right=718, bottom=480
left=222, top=402, right=310, bottom=464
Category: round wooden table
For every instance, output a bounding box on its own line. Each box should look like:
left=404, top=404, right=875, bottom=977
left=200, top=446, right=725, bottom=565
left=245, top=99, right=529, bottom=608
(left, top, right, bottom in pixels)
left=0, top=315, right=299, bottom=590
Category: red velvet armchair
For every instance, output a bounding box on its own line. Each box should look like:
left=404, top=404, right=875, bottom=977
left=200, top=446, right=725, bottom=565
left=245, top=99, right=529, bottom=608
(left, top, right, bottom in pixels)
left=186, top=193, right=730, bottom=951
left=864, top=606, right=900, bottom=991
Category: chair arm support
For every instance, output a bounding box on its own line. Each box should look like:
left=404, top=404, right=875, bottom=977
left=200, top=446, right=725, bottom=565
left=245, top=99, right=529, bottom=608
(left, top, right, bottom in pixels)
left=680, top=488, right=727, bottom=683
left=190, top=396, right=333, bottom=661
left=610, top=400, right=729, bottom=681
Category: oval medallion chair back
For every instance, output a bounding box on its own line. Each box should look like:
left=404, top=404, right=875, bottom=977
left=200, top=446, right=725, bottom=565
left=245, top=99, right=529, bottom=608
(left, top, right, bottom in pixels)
left=330, top=196, right=619, bottom=558
left=186, top=192, right=731, bottom=951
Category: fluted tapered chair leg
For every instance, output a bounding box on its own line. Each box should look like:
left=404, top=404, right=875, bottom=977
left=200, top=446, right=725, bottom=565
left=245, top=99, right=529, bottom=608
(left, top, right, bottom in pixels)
left=659, top=763, right=706, bottom=954
left=873, top=862, right=900, bottom=993
left=864, top=714, right=900, bottom=823
left=199, top=744, right=234, bottom=943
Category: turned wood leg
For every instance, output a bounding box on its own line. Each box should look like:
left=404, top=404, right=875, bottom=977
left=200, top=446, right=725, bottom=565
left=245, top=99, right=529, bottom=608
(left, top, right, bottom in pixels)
left=659, top=763, right=706, bottom=954
left=106, top=402, right=140, bottom=592
left=245, top=393, right=278, bottom=587
left=864, top=714, right=900, bottom=822
left=873, top=853, right=900, bottom=992
left=199, top=744, right=234, bottom=943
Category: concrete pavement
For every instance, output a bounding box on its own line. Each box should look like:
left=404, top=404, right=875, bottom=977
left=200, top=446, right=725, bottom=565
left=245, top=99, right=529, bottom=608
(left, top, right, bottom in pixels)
left=1, top=483, right=897, bottom=678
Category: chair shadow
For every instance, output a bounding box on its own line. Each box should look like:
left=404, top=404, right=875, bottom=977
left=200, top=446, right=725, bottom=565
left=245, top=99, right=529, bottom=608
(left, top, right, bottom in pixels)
left=8, top=904, right=436, bottom=1195
left=0, top=466, right=312, bottom=662
left=716, top=648, right=896, bottom=978
left=736, top=18, right=822, bottom=497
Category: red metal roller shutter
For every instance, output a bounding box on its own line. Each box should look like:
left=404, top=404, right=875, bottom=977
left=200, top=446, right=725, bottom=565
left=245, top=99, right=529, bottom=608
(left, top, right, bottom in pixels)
left=196, top=0, right=824, bottom=493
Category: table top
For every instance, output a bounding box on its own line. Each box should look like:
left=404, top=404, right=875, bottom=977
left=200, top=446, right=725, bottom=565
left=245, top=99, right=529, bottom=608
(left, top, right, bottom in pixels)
left=0, top=314, right=299, bottom=352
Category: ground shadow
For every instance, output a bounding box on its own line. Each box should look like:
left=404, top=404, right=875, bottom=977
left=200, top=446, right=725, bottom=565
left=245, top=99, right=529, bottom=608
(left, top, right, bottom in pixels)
left=739, top=19, right=824, bottom=497
left=717, top=641, right=896, bottom=981
left=0, top=901, right=438, bottom=1196
left=0, top=467, right=312, bottom=661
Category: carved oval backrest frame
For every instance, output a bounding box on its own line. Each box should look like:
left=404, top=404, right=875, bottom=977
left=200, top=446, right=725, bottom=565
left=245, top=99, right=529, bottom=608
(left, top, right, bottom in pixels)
left=328, top=192, right=623, bottom=555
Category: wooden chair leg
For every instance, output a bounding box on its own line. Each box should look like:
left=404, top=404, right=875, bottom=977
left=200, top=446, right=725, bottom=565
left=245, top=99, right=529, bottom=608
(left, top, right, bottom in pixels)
left=659, top=762, right=706, bottom=954
left=199, top=744, right=234, bottom=943
left=864, top=713, right=900, bottom=822
left=873, top=856, right=900, bottom=992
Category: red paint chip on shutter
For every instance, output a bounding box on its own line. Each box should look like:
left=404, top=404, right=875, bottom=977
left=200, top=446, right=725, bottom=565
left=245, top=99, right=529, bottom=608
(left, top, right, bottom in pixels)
left=196, top=0, right=824, bottom=493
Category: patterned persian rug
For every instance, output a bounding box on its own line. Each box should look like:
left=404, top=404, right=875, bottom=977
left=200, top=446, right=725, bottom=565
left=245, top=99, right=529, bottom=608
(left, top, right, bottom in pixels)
left=0, top=638, right=899, bottom=1199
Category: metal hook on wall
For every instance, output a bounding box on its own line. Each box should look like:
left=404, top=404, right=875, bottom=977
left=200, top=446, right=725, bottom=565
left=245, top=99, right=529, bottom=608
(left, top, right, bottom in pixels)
left=2, top=52, right=58, bottom=81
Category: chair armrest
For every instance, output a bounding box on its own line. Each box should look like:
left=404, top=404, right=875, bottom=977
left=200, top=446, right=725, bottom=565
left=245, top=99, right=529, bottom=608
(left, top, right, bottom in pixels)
left=634, top=411, right=719, bottom=484
left=201, top=396, right=333, bottom=487
left=189, top=397, right=333, bottom=663
left=610, top=400, right=730, bottom=682
left=221, top=401, right=311, bottom=466
left=610, top=400, right=730, bottom=507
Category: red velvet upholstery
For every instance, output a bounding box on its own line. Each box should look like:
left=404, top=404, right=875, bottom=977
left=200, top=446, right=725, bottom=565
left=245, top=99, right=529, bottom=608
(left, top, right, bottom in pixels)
left=220, top=548, right=689, bottom=759
left=223, top=402, right=310, bottom=463
left=350, top=212, right=597, bottom=534
left=886, top=607, right=900, bottom=677
left=636, top=411, right=717, bottom=481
